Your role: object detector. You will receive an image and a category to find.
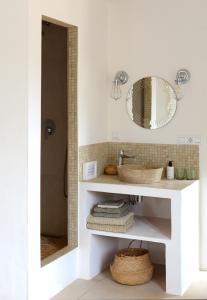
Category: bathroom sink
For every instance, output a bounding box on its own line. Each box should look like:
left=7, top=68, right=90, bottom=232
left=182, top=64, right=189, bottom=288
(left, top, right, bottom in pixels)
left=117, top=165, right=163, bottom=184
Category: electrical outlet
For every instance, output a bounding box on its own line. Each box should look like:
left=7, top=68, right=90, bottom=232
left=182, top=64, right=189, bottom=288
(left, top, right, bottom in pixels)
left=192, top=137, right=201, bottom=144
left=177, top=136, right=201, bottom=145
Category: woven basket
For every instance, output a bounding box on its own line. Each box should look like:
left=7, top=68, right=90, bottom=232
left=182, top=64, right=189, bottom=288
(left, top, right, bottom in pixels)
left=110, top=248, right=154, bottom=285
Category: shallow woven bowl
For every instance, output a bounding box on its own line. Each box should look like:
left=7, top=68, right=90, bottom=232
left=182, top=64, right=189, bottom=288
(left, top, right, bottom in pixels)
left=117, top=165, right=163, bottom=184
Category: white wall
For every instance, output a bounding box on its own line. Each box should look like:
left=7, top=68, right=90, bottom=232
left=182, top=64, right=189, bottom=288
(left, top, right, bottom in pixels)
left=28, top=0, right=109, bottom=299
left=0, top=1, right=28, bottom=300
left=107, top=0, right=207, bottom=270
left=2, top=1, right=206, bottom=299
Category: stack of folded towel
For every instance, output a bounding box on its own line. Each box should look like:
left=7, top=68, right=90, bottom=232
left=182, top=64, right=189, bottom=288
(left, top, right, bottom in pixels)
left=93, top=200, right=129, bottom=218
left=86, top=200, right=134, bottom=233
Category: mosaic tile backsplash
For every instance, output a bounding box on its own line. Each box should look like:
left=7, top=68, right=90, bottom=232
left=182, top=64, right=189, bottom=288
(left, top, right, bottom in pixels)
left=79, top=142, right=199, bottom=180
left=67, top=26, right=78, bottom=250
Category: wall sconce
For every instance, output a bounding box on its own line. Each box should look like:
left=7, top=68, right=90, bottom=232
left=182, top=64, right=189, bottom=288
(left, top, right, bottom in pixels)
left=111, top=71, right=129, bottom=100
left=174, top=69, right=191, bottom=100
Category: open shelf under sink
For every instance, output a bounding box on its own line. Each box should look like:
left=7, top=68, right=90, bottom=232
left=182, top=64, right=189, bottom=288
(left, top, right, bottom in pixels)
left=88, top=216, right=171, bottom=244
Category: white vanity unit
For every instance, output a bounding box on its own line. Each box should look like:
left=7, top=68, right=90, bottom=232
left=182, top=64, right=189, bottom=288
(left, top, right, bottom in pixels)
left=79, top=175, right=199, bottom=296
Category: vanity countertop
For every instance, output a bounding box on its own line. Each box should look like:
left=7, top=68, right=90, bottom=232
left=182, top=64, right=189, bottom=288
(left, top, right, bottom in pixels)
left=81, top=174, right=197, bottom=191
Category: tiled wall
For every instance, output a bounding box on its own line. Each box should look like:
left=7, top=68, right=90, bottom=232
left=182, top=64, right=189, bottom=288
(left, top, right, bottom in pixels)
left=79, top=142, right=199, bottom=180
left=67, top=25, right=78, bottom=250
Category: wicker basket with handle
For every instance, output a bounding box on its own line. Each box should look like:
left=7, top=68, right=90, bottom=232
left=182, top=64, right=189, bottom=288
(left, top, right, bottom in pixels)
left=110, top=244, right=154, bottom=285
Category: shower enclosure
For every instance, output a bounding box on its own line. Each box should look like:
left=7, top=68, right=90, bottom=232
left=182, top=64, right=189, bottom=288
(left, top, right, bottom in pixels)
left=41, top=21, right=68, bottom=260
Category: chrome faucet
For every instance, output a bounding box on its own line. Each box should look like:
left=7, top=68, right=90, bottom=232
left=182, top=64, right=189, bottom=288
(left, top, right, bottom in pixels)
left=118, top=149, right=135, bottom=166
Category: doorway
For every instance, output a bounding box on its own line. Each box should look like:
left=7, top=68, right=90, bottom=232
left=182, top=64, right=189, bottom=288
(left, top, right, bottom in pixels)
left=41, top=19, right=78, bottom=261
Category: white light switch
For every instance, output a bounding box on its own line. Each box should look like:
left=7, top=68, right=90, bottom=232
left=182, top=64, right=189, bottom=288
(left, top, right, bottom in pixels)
left=177, top=137, right=186, bottom=144
left=111, top=131, right=120, bottom=141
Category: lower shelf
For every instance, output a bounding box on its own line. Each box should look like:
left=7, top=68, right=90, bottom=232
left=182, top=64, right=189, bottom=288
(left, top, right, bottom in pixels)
left=88, top=216, right=171, bottom=244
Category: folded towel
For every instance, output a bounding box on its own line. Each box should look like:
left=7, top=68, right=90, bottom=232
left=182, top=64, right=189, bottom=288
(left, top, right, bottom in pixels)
left=97, top=200, right=125, bottom=209
left=93, top=203, right=129, bottom=214
left=87, top=219, right=134, bottom=233
left=91, top=209, right=129, bottom=218
left=87, top=212, right=134, bottom=226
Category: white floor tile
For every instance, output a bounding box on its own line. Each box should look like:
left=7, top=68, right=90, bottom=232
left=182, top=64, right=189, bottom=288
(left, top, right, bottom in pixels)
left=52, top=267, right=207, bottom=300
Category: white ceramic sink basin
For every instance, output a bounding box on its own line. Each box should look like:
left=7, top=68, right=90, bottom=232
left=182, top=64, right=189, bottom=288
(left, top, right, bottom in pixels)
left=117, top=164, right=163, bottom=184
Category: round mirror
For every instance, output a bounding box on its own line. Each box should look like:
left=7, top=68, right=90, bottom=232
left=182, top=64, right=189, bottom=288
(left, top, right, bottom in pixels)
left=126, top=77, right=177, bottom=129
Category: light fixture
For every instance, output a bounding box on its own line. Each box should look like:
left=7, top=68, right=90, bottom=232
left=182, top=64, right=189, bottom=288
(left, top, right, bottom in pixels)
left=175, top=69, right=191, bottom=100
left=111, top=71, right=129, bottom=100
